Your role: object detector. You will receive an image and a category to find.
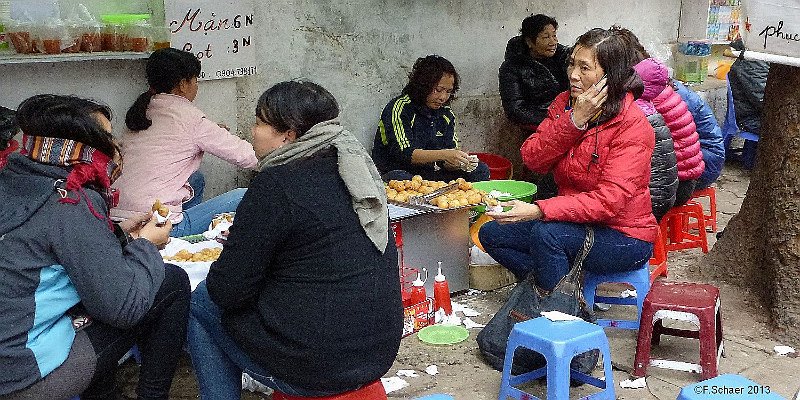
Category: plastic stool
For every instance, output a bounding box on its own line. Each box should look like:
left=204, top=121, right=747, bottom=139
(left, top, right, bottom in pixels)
left=660, top=201, right=709, bottom=253
left=414, top=395, right=455, bottom=400
left=649, top=229, right=668, bottom=283
left=677, top=374, right=783, bottom=399
left=690, top=187, right=717, bottom=233
left=633, top=281, right=723, bottom=380
left=583, top=263, right=651, bottom=329
left=272, top=380, right=386, bottom=400
left=498, top=317, right=614, bottom=400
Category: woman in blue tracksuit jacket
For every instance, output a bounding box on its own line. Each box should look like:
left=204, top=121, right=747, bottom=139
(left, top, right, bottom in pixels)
left=674, top=80, right=725, bottom=189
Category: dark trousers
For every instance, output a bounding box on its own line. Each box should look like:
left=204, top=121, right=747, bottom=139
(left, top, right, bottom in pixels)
left=382, top=161, right=490, bottom=182
left=82, top=264, right=190, bottom=400
left=479, top=220, right=653, bottom=290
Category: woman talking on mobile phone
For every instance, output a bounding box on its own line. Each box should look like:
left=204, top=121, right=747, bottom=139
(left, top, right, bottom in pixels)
left=478, top=27, right=658, bottom=289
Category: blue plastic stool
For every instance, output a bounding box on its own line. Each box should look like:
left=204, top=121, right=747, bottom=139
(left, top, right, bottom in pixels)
left=414, top=395, right=455, bottom=400
left=498, top=317, right=615, bottom=400
left=677, top=374, right=784, bottom=399
left=583, top=262, right=651, bottom=329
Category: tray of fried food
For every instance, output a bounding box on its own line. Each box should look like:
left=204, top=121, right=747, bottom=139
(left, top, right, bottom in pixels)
left=385, top=176, right=499, bottom=210
left=161, top=238, right=224, bottom=263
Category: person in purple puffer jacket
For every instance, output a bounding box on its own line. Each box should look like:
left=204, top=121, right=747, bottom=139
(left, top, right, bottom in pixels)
left=646, top=57, right=705, bottom=206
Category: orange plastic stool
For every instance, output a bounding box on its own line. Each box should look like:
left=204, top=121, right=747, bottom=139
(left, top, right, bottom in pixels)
left=272, top=380, right=387, bottom=400
left=649, top=228, right=667, bottom=283
left=659, top=201, right=709, bottom=253
left=633, top=281, right=723, bottom=380
left=690, top=187, right=717, bottom=233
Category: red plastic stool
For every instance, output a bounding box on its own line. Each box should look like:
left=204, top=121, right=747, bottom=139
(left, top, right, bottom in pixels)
left=633, top=281, right=724, bottom=380
left=659, top=201, right=709, bottom=253
left=690, top=187, right=717, bottom=233
left=272, top=380, right=387, bottom=400
left=649, top=228, right=667, bottom=283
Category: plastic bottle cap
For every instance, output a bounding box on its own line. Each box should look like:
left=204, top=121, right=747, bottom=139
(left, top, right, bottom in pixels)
left=412, top=271, right=425, bottom=286
left=435, top=261, right=446, bottom=282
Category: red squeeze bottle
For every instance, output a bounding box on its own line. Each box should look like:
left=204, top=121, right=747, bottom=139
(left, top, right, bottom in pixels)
left=433, top=261, right=452, bottom=315
left=410, top=270, right=427, bottom=305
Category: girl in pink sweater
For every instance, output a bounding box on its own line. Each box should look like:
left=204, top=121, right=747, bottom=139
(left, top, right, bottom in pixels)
left=111, top=49, right=258, bottom=236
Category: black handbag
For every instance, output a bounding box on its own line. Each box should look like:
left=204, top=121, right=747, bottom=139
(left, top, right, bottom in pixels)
left=476, top=226, right=598, bottom=376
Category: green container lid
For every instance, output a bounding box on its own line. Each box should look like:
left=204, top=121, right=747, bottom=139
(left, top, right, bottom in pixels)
left=101, top=14, right=151, bottom=25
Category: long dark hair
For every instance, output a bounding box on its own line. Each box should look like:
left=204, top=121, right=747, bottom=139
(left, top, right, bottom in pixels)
left=126, top=48, right=201, bottom=131
left=521, top=14, right=558, bottom=40
left=614, top=26, right=651, bottom=67
left=402, top=55, right=460, bottom=106
left=256, top=81, right=339, bottom=138
left=17, top=94, right=117, bottom=157
left=573, top=27, right=644, bottom=122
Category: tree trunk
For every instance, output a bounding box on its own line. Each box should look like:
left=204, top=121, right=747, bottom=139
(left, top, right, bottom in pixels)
left=704, top=63, right=800, bottom=343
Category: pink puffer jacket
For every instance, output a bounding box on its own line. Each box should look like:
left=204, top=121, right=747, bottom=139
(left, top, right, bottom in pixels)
left=636, top=57, right=703, bottom=181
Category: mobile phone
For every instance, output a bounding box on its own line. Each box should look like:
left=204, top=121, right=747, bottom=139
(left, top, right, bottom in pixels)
left=596, top=74, right=608, bottom=91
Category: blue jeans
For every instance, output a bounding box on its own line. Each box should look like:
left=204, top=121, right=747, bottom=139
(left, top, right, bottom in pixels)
left=171, top=188, right=246, bottom=237
left=187, top=282, right=337, bottom=399
left=478, top=220, right=653, bottom=290
left=182, top=171, right=206, bottom=210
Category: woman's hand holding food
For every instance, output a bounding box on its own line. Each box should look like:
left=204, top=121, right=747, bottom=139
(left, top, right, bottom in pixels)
left=440, top=149, right=471, bottom=170
left=485, top=200, right=543, bottom=223
left=135, top=217, right=172, bottom=250
left=571, top=76, right=608, bottom=128
left=118, top=212, right=151, bottom=234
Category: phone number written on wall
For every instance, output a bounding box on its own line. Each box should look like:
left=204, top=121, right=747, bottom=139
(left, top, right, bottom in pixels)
left=200, top=66, right=258, bottom=79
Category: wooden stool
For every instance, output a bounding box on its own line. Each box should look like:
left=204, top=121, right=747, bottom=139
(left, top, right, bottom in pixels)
left=633, top=281, right=724, bottom=380
left=659, top=201, right=709, bottom=253
left=649, top=228, right=667, bottom=283
left=690, top=187, right=717, bottom=233
left=272, top=380, right=386, bottom=400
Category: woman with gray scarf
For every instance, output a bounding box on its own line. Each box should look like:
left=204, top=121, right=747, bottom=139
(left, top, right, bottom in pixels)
left=187, top=81, right=402, bottom=399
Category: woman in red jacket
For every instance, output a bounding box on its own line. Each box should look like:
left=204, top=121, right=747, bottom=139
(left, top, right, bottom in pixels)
left=479, top=27, right=658, bottom=288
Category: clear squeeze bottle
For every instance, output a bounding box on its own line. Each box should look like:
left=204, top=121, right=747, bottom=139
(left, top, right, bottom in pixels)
left=433, top=261, right=452, bottom=315
left=410, top=269, right=428, bottom=305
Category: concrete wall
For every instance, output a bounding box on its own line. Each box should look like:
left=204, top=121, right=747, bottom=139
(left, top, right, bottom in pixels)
left=0, top=0, right=682, bottom=196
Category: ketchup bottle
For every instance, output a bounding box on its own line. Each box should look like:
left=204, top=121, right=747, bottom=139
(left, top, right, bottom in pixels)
left=410, top=269, right=428, bottom=305
left=433, top=261, right=452, bottom=315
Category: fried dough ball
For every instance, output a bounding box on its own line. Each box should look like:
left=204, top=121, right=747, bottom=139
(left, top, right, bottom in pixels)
left=152, top=199, right=169, bottom=217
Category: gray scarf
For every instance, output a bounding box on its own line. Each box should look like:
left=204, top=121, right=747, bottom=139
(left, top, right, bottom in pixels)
left=257, top=119, right=389, bottom=253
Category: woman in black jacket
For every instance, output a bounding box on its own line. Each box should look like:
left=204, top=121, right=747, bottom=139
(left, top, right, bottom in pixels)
left=498, top=13, right=570, bottom=129
left=187, top=81, right=402, bottom=399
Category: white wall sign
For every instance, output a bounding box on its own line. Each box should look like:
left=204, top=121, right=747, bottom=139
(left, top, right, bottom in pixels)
left=165, top=0, right=256, bottom=81
left=742, top=0, right=800, bottom=60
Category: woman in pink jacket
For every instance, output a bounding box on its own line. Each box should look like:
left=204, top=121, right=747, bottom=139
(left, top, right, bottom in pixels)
left=647, top=58, right=705, bottom=206
left=112, top=49, right=258, bottom=236
left=479, top=27, right=657, bottom=288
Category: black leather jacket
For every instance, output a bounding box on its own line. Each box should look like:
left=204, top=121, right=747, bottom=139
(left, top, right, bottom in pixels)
left=498, top=36, right=569, bottom=126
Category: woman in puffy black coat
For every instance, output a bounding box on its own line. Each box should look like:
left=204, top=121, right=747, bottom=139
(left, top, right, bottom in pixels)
left=499, top=14, right=569, bottom=128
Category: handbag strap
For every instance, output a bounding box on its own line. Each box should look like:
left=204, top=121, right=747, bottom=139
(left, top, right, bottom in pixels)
left=552, top=226, right=595, bottom=293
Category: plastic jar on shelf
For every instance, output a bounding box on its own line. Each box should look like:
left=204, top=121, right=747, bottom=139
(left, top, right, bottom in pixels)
left=126, top=21, right=151, bottom=52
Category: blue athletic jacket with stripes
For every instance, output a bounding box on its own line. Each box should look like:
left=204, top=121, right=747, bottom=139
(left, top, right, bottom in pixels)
left=372, top=94, right=458, bottom=175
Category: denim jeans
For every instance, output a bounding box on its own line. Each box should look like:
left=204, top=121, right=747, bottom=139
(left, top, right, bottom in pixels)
left=171, top=188, right=247, bottom=237
left=187, top=282, right=338, bottom=399
left=182, top=171, right=206, bottom=210
left=82, top=263, right=190, bottom=400
left=479, top=220, right=653, bottom=290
